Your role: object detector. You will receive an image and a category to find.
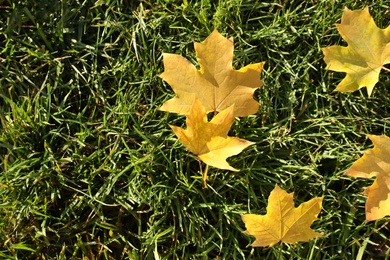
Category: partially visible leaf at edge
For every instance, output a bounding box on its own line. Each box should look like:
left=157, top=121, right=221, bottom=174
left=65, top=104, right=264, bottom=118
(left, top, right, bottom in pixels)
left=345, top=134, right=390, bottom=222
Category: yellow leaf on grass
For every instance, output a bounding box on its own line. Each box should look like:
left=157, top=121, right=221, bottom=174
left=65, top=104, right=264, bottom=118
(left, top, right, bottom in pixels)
left=241, top=185, right=323, bottom=247
left=345, top=135, right=390, bottom=222
left=169, top=98, right=254, bottom=171
left=160, top=30, right=265, bottom=117
left=322, top=7, right=390, bottom=96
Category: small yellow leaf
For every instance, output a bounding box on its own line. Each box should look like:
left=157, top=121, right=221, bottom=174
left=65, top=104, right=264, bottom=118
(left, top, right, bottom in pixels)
left=170, top=98, right=254, bottom=171
left=322, top=7, right=390, bottom=96
left=345, top=134, right=390, bottom=222
left=241, top=185, right=323, bottom=247
left=160, top=29, right=265, bottom=117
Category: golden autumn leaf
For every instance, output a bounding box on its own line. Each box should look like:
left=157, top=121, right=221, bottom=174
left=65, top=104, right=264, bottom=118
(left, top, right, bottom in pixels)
left=241, top=185, right=323, bottom=247
left=345, top=135, right=390, bottom=222
left=159, top=30, right=265, bottom=117
left=169, top=98, right=254, bottom=171
left=322, top=7, right=390, bottom=96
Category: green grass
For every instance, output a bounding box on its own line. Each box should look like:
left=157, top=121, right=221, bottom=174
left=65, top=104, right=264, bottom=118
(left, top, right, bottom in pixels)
left=2, top=0, right=390, bottom=259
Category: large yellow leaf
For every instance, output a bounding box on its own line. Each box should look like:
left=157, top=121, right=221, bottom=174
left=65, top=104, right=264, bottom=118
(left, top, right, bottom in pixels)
left=322, top=7, right=390, bottom=96
left=169, top=98, right=254, bottom=171
left=241, top=185, right=323, bottom=247
left=345, top=135, right=390, bottom=222
left=160, top=30, right=265, bottom=117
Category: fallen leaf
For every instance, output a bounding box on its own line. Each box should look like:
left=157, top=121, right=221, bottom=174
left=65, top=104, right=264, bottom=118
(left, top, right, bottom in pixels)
left=345, top=134, right=390, bottom=222
left=241, top=184, right=323, bottom=247
left=322, top=7, right=390, bottom=96
left=160, top=30, right=265, bottom=117
left=169, top=97, right=254, bottom=171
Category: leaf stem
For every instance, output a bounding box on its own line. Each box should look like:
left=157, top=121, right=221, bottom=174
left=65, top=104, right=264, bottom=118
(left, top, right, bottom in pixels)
left=198, top=158, right=203, bottom=174
left=197, top=159, right=207, bottom=188
left=202, top=164, right=209, bottom=188
left=382, top=66, right=390, bottom=72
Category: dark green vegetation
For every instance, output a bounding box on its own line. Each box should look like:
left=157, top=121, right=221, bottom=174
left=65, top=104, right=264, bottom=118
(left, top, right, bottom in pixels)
left=1, top=0, right=390, bottom=259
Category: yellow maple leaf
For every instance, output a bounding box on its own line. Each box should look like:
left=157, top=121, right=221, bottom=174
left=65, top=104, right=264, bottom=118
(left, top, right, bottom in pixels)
left=169, top=98, right=254, bottom=172
left=345, top=134, right=390, bottom=222
left=241, top=184, right=323, bottom=247
left=322, top=7, right=390, bottom=96
left=159, top=30, right=265, bottom=117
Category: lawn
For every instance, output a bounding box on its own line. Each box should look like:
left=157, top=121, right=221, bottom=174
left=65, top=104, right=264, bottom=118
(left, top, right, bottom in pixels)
left=1, top=0, right=390, bottom=259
